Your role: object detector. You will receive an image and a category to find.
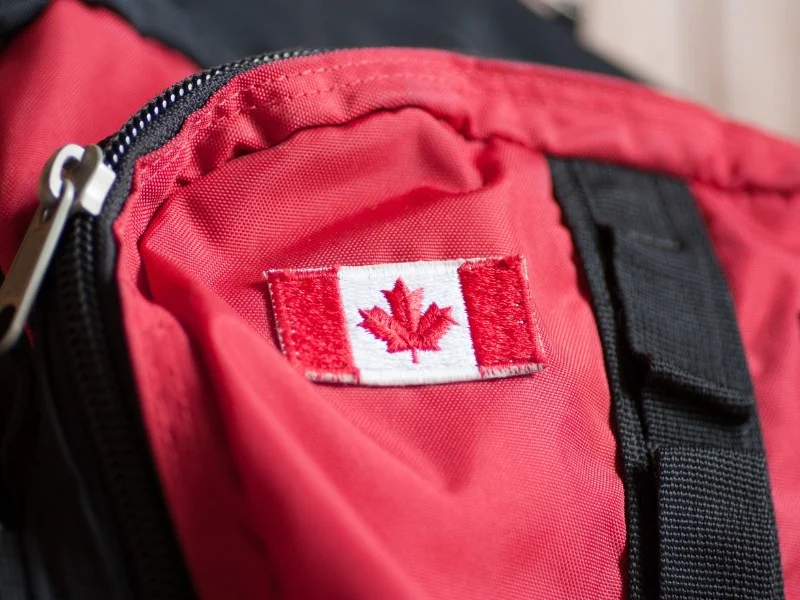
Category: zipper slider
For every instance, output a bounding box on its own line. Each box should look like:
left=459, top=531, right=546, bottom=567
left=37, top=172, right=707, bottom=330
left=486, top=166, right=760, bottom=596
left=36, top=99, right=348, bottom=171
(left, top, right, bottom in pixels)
left=0, top=144, right=116, bottom=354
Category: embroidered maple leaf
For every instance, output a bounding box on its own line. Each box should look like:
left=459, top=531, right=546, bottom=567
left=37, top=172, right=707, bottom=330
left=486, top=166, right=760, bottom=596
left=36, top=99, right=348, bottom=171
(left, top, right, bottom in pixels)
left=358, top=278, right=458, bottom=364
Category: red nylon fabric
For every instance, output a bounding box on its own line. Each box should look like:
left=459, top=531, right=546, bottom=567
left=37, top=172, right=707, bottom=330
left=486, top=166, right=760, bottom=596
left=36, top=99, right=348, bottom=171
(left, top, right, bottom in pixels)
left=457, top=256, right=544, bottom=370
left=0, top=0, right=198, bottom=273
left=692, top=182, right=800, bottom=595
left=0, top=6, right=799, bottom=598
left=110, top=48, right=800, bottom=600
left=116, top=54, right=623, bottom=599
left=267, top=268, right=357, bottom=377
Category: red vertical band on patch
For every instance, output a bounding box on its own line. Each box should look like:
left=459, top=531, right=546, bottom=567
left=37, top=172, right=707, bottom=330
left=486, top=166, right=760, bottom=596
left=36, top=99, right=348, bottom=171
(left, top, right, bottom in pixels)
left=267, top=268, right=358, bottom=382
left=458, top=257, right=545, bottom=374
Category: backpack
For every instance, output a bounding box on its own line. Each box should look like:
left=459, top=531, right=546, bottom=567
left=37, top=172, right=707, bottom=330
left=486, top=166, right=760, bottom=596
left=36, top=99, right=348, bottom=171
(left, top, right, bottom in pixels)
left=0, top=2, right=797, bottom=599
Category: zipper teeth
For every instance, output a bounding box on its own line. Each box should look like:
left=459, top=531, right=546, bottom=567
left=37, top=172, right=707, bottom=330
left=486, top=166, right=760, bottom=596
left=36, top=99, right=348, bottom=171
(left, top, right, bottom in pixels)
left=59, top=49, right=328, bottom=598
left=56, top=214, right=173, bottom=594
left=103, top=48, right=325, bottom=167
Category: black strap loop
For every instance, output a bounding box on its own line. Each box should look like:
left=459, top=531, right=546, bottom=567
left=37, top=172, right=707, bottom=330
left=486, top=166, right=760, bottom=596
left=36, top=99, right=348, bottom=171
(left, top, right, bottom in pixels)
left=549, top=158, right=784, bottom=599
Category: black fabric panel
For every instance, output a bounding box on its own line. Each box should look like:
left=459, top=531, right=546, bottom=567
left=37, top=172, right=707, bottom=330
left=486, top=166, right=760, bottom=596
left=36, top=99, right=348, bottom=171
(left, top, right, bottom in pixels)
left=0, top=0, right=46, bottom=47
left=23, top=283, right=147, bottom=600
left=1, top=0, right=631, bottom=78
left=549, top=158, right=784, bottom=599
left=87, top=0, right=632, bottom=74
left=0, top=290, right=134, bottom=600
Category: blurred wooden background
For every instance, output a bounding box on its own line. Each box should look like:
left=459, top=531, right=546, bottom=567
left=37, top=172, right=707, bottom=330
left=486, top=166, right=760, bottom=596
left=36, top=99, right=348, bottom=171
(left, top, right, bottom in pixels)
left=527, top=0, right=800, bottom=139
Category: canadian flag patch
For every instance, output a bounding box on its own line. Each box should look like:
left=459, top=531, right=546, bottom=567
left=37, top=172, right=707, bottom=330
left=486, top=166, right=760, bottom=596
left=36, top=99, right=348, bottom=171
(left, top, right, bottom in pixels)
left=266, top=257, right=546, bottom=386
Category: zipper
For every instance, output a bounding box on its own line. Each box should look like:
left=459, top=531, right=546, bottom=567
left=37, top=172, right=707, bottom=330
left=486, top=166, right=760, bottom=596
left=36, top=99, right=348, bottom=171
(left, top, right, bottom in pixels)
left=0, top=48, right=322, bottom=353
left=0, top=48, right=326, bottom=598
left=0, top=144, right=115, bottom=353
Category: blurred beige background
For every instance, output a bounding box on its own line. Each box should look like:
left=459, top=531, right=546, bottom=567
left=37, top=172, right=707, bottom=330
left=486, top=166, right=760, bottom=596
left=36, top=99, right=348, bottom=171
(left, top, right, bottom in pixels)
left=530, top=0, right=800, bottom=140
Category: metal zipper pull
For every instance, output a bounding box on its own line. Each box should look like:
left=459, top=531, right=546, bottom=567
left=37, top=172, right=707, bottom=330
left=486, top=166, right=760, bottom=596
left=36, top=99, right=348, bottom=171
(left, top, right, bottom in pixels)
left=0, top=144, right=116, bottom=354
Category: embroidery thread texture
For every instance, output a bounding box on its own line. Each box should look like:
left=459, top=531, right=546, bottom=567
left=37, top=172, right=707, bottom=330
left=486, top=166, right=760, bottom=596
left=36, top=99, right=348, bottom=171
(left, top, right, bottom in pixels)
left=358, top=278, right=457, bottom=363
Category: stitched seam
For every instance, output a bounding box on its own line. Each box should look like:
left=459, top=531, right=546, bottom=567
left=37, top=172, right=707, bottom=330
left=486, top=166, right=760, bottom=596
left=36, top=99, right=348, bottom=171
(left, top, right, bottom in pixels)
left=140, top=72, right=469, bottom=178
left=135, top=60, right=798, bottom=196
left=138, top=68, right=665, bottom=179
left=199, top=57, right=446, bottom=117
left=188, top=56, right=706, bottom=129
left=153, top=74, right=711, bottom=172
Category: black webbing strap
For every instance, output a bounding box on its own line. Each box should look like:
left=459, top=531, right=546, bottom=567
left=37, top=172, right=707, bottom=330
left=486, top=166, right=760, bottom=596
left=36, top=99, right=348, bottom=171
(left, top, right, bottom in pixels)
left=549, top=159, right=784, bottom=599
